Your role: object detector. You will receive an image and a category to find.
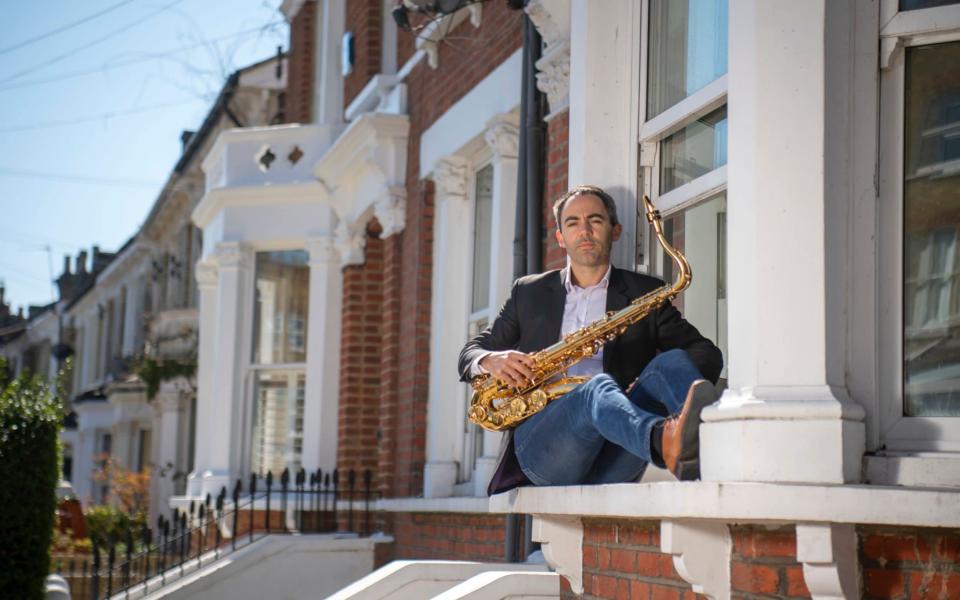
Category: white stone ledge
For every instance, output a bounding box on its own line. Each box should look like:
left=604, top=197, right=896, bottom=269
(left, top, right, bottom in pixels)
left=377, top=496, right=491, bottom=514
left=489, top=482, right=960, bottom=528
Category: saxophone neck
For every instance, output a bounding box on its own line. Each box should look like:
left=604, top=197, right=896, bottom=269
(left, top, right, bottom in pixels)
left=643, top=195, right=692, bottom=294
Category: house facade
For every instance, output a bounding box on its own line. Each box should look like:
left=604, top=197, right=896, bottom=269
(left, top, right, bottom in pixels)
left=183, top=0, right=960, bottom=597
left=3, top=0, right=958, bottom=597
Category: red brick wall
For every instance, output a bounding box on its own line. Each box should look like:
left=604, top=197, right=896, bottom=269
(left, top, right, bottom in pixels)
left=570, top=520, right=816, bottom=600
left=286, top=1, right=316, bottom=123
left=383, top=512, right=508, bottom=562
left=730, top=526, right=808, bottom=599
left=572, top=519, right=699, bottom=600
left=543, top=110, right=570, bottom=272
left=860, top=526, right=960, bottom=599
left=378, top=181, right=434, bottom=498
left=378, top=2, right=522, bottom=500
left=344, top=0, right=382, bottom=108
left=337, top=222, right=384, bottom=477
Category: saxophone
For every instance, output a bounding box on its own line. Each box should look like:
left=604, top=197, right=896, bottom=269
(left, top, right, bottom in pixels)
left=467, top=195, right=692, bottom=432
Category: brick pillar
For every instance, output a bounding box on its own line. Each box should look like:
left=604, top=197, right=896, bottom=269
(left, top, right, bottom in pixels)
left=376, top=181, right=434, bottom=499
left=378, top=231, right=402, bottom=497
left=337, top=222, right=384, bottom=481
left=286, top=0, right=317, bottom=123
left=344, top=0, right=382, bottom=108
left=543, top=110, right=569, bottom=272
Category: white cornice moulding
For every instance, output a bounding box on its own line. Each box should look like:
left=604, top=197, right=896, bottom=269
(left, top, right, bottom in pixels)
left=191, top=183, right=331, bottom=230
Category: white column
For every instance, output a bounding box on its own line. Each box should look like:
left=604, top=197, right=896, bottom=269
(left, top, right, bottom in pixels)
left=699, top=0, right=864, bottom=484
left=315, top=0, right=346, bottom=125
left=150, top=388, right=186, bottom=526
left=207, top=242, right=252, bottom=498
left=568, top=0, right=640, bottom=269
left=424, top=156, right=472, bottom=498
left=188, top=259, right=218, bottom=497
left=472, top=114, right=519, bottom=496
left=301, top=237, right=343, bottom=476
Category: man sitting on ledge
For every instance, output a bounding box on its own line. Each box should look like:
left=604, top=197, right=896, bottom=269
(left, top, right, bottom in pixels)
left=458, top=185, right=723, bottom=495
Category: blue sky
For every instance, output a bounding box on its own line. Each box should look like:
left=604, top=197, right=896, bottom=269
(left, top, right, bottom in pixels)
left=0, top=0, right=287, bottom=311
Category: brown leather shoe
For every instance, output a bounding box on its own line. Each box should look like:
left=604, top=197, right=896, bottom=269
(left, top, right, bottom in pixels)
left=662, top=380, right=717, bottom=480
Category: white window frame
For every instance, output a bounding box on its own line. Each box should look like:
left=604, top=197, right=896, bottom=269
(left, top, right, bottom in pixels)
left=242, top=246, right=311, bottom=479
left=877, top=0, right=960, bottom=453
left=637, top=0, right=729, bottom=234
left=454, top=151, right=495, bottom=495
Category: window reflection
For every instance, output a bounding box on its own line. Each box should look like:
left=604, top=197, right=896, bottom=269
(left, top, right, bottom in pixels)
left=647, top=0, right=728, bottom=118
left=662, top=194, right=728, bottom=382
left=660, top=106, right=728, bottom=194
left=252, top=251, right=310, bottom=364
left=250, top=371, right=305, bottom=477
left=903, top=42, right=960, bottom=417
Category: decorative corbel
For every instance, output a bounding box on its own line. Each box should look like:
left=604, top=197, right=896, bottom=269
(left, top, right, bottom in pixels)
left=660, top=519, right=731, bottom=600
left=484, top=114, right=520, bottom=160
left=796, top=523, right=859, bottom=600
left=525, top=0, right=571, bottom=117
left=336, top=221, right=367, bottom=268
left=433, top=156, right=470, bottom=202
left=531, top=515, right=583, bottom=594
left=374, top=188, right=407, bottom=238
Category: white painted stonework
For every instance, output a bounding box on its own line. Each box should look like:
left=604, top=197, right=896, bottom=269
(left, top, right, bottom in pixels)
left=661, top=520, right=731, bottom=600
left=327, top=560, right=550, bottom=600
left=699, top=0, right=866, bottom=485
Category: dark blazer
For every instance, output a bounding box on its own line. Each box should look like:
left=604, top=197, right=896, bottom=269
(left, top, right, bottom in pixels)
left=458, top=267, right=723, bottom=494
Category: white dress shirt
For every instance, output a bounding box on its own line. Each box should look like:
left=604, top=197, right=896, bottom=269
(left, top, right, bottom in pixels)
left=469, top=265, right=612, bottom=378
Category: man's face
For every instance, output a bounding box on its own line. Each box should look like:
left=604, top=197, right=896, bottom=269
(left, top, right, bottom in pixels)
left=555, top=193, right=622, bottom=268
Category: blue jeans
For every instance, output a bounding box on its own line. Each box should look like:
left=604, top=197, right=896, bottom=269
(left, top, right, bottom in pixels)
left=513, top=349, right=703, bottom=485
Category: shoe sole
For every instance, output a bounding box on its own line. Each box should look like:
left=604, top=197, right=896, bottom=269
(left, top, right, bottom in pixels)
left=676, top=381, right=717, bottom=471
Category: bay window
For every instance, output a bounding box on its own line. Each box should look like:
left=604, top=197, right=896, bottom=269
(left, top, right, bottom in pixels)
left=249, top=250, right=310, bottom=476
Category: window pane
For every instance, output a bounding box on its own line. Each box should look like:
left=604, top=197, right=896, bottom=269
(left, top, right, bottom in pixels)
left=903, top=42, right=960, bottom=417
left=647, top=0, right=728, bottom=118
left=252, top=250, right=310, bottom=364
left=662, top=194, right=728, bottom=382
left=660, top=105, right=728, bottom=194
left=900, top=0, right=960, bottom=10
left=471, top=165, right=494, bottom=313
left=250, top=371, right=305, bottom=477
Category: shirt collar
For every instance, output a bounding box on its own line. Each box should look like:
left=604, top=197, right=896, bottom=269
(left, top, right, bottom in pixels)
left=561, top=264, right=612, bottom=293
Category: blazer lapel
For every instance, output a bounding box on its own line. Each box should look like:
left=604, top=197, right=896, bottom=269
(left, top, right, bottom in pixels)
left=603, top=267, right=630, bottom=372
left=543, top=271, right=567, bottom=347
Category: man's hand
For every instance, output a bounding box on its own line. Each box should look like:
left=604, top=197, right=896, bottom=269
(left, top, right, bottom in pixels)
left=479, top=351, right=537, bottom=389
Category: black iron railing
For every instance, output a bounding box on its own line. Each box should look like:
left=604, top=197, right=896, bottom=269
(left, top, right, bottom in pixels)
left=52, top=467, right=376, bottom=600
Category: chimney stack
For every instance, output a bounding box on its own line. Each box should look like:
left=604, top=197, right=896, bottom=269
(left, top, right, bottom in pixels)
left=77, top=251, right=88, bottom=274
left=63, top=255, right=71, bottom=275
left=181, top=130, right=195, bottom=152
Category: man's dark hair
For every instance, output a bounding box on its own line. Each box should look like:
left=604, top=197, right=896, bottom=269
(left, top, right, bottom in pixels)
left=552, top=185, right=620, bottom=229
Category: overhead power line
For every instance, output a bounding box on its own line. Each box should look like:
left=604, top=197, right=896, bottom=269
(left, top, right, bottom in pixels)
left=0, top=0, right=187, bottom=84
left=0, top=96, right=209, bottom=133
left=0, top=0, right=139, bottom=57
left=0, top=167, right=161, bottom=189
left=0, top=22, right=285, bottom=93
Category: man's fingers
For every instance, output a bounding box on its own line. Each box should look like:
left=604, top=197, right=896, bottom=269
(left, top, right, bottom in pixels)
left=509, top=359, right=534, bottom=381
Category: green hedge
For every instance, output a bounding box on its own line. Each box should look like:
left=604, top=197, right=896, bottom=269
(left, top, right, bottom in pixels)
left=0, top=358, right=63, bottom=600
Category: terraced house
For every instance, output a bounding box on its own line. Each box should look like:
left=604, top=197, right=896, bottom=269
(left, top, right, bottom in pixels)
left=5, top=0, right=960, bottom=598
